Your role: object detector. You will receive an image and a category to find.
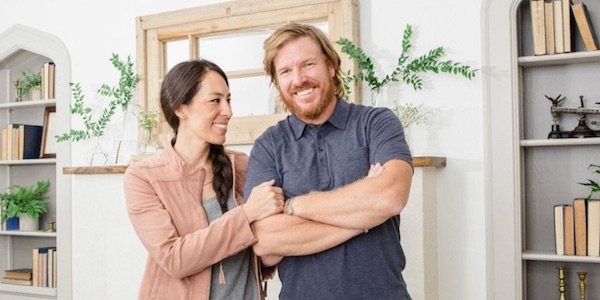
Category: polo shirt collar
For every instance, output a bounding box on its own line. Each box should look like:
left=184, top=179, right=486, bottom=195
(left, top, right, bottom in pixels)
left=289, top=98, right=350, bottom=139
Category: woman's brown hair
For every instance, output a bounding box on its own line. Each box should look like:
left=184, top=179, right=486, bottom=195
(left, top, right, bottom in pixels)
left=160, top=59, right=233, bottom=213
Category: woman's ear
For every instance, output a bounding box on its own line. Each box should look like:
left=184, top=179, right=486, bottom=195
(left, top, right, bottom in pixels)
left=174, top=106, right=187, bottom=120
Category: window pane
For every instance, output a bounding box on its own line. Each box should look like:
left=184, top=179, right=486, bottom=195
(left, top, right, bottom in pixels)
left=198, top=30, right=270, bottom=72
left=229, top=76, right=278, bottom=117
left=165, top=39, right=189, bottom=72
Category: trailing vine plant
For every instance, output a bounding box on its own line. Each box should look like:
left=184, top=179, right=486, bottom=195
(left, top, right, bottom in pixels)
left=336, top=24, right=477, bottom=127
left=56, top=53, right=139, bottom=164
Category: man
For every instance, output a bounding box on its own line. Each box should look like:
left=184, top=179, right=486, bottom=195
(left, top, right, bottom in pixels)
left=244, top=23, right=413, bottom=299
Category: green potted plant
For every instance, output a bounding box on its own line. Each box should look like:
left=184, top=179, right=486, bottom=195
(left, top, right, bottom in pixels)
left=336, top=24, right=477, bottom=129
left=0, top=180, right=50, bottom=231
left=579, top=164, right=600, bottom=200
left=16, top=70, right=42, bottom=100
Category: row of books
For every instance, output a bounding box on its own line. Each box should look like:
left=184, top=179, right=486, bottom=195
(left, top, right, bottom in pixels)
left=0, top=246, right=57, bottom=288
left=41, top=62, right=56, bottom=100
left=554, top=198, right=600, bottom=256
left=530, top=0, right=598, bottom=56
left=0, top=123, right=43, bottom=160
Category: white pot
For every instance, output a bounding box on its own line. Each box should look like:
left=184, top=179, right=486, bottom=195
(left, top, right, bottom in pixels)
left=19, top=213, right=39, bottom=231
left=29, top=86, right=42, bottom=100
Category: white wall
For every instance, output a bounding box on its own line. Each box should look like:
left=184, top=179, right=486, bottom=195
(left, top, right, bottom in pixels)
left=0, top=1, right=487, bottom=299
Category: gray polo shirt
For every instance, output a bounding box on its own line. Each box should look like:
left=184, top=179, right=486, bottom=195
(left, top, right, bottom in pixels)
left=244, top=99, right=412, bottom=300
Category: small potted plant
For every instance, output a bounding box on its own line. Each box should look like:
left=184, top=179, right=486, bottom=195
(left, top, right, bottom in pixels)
left=17, top=70, right=42, bottom=100
left=579, top=164, right=600, bottom=200
left=0, top=180, right=50, bottom=231
left=136, top=110, right=159, bottom=153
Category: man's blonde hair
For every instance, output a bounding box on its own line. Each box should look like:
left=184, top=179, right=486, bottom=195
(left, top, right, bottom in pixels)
left=263, top=23, right=345, bottom=99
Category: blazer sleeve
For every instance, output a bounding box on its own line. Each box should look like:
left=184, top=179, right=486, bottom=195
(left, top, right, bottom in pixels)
left=124, top=163, right=258, bottom=279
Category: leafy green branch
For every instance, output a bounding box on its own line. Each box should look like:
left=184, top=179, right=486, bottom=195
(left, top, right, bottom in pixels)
left=579, top=164, right=600, bottom=200
left=336, top=24, right=477, bottom=105
left=55, top=53, right=138, bottom=143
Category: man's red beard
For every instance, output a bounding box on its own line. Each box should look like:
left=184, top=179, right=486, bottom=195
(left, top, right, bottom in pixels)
left=279, top=79, right=336, bottom=121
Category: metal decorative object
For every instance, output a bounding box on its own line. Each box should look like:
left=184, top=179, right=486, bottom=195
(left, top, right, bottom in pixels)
left=545, top=95, right=600, bottom=139
left=558, top=266, right=567, bottom=300
left=13, top=79, right=22, bottom=102
left=578, top=272, right=587, bottom=300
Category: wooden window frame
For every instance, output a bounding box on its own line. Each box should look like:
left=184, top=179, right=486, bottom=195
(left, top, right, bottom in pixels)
left=136, top=0, right=360, bottom=146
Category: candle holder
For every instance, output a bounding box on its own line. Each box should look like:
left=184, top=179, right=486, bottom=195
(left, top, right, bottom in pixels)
left=578, top=272, right=587, bottom=300
left=13, top=79, right=22, bottom=102
left=558, top=266, right=567, bottom=300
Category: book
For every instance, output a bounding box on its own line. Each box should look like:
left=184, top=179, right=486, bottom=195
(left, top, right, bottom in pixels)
left=588, top=200, right=600, bottom=256
left=3, top=268, right=32, bottom=280
left=562, top=0, right=573, bottom=52
left=52, top=249, right=57, bottom=287
left=564, top=205, right=576, bottom=255
left=531, top=0, right=547, bottom=55
left=545, top=0, right=556, bottom=54
left=5, top=124, right=17, bottom=160
left=0, top=277, right=32, bottom=286
left=32, top=248, right=39, bottom=287
left=573, top=198, right=587, bottom=256
left=554, top=205, right=566, bottom=255
left=17, top=124, right=43, bottom=159
left=553, top=0, right=565, bottom=53
left=572, top=2, right=599, bottom=51
left=1, top=127, right=6, bottom=160
left=42, top=62, right=56, bottom=99
left=48, top=248, right=54, bottom=288
left=12, top=126, right=19, bottom=160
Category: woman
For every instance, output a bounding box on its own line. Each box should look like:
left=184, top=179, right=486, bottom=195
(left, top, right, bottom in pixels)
left=124, top=59, right=284, bottom=299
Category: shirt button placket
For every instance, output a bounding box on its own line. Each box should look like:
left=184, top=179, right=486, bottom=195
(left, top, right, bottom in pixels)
left=316, top=130, right=330, bottom=188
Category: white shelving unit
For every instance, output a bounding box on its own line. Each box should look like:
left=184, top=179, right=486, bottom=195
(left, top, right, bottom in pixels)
left=512, top=1, right=600, bottom=299
left=0, top=25, right=71, bottom=299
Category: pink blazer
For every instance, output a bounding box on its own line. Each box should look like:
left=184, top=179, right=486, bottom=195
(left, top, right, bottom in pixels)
left=124, top=144, right=269, bottom=299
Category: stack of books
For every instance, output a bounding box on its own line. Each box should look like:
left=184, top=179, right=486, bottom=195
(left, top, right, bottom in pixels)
left=33, top=246, right=57, bottom=288
left=1, top=268, right=32, bottom=286
left=530, top=0, right=598, bottom=55
left=0, top=123, right=43, bottom=160
left=554, top=199, right=600, bottom=256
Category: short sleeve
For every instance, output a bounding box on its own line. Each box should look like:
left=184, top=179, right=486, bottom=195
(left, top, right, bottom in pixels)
left=367, top=108, right=412, bottom=168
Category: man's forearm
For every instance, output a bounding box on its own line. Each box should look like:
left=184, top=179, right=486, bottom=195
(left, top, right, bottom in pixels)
left=252, top=214, right=362, bottom=257
left=289, top=159, right=413, bottom=230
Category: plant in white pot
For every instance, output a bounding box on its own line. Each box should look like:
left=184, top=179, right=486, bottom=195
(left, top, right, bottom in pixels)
left=16, top=70, right=42, bottom=101
left=0, top=180, right=50, bottom=231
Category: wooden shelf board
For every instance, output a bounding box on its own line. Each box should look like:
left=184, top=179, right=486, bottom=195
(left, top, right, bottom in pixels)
left=63, top=156, right=446, bottom=174
left=522, top=250, right=600, bottom=263
left=0, top=230, right=57, bottom=237
left=0, top=158, right=56, bottom=165
left=519, top=50, right=600, bottom=67
left=520, top=137, right=600, bottom=147
left=0, top=283, right=56, bottom=296
left=0, top=99, right=56, bottom=109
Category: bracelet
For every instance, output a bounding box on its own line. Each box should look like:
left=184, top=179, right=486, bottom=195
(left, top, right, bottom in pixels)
left=286, top=197, right=296, bottom=216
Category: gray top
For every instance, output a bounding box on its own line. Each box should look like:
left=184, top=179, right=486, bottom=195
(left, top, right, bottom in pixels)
left=202, top=193, right=257, bottom=300
left=244, top=99, right=412, bottom=300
